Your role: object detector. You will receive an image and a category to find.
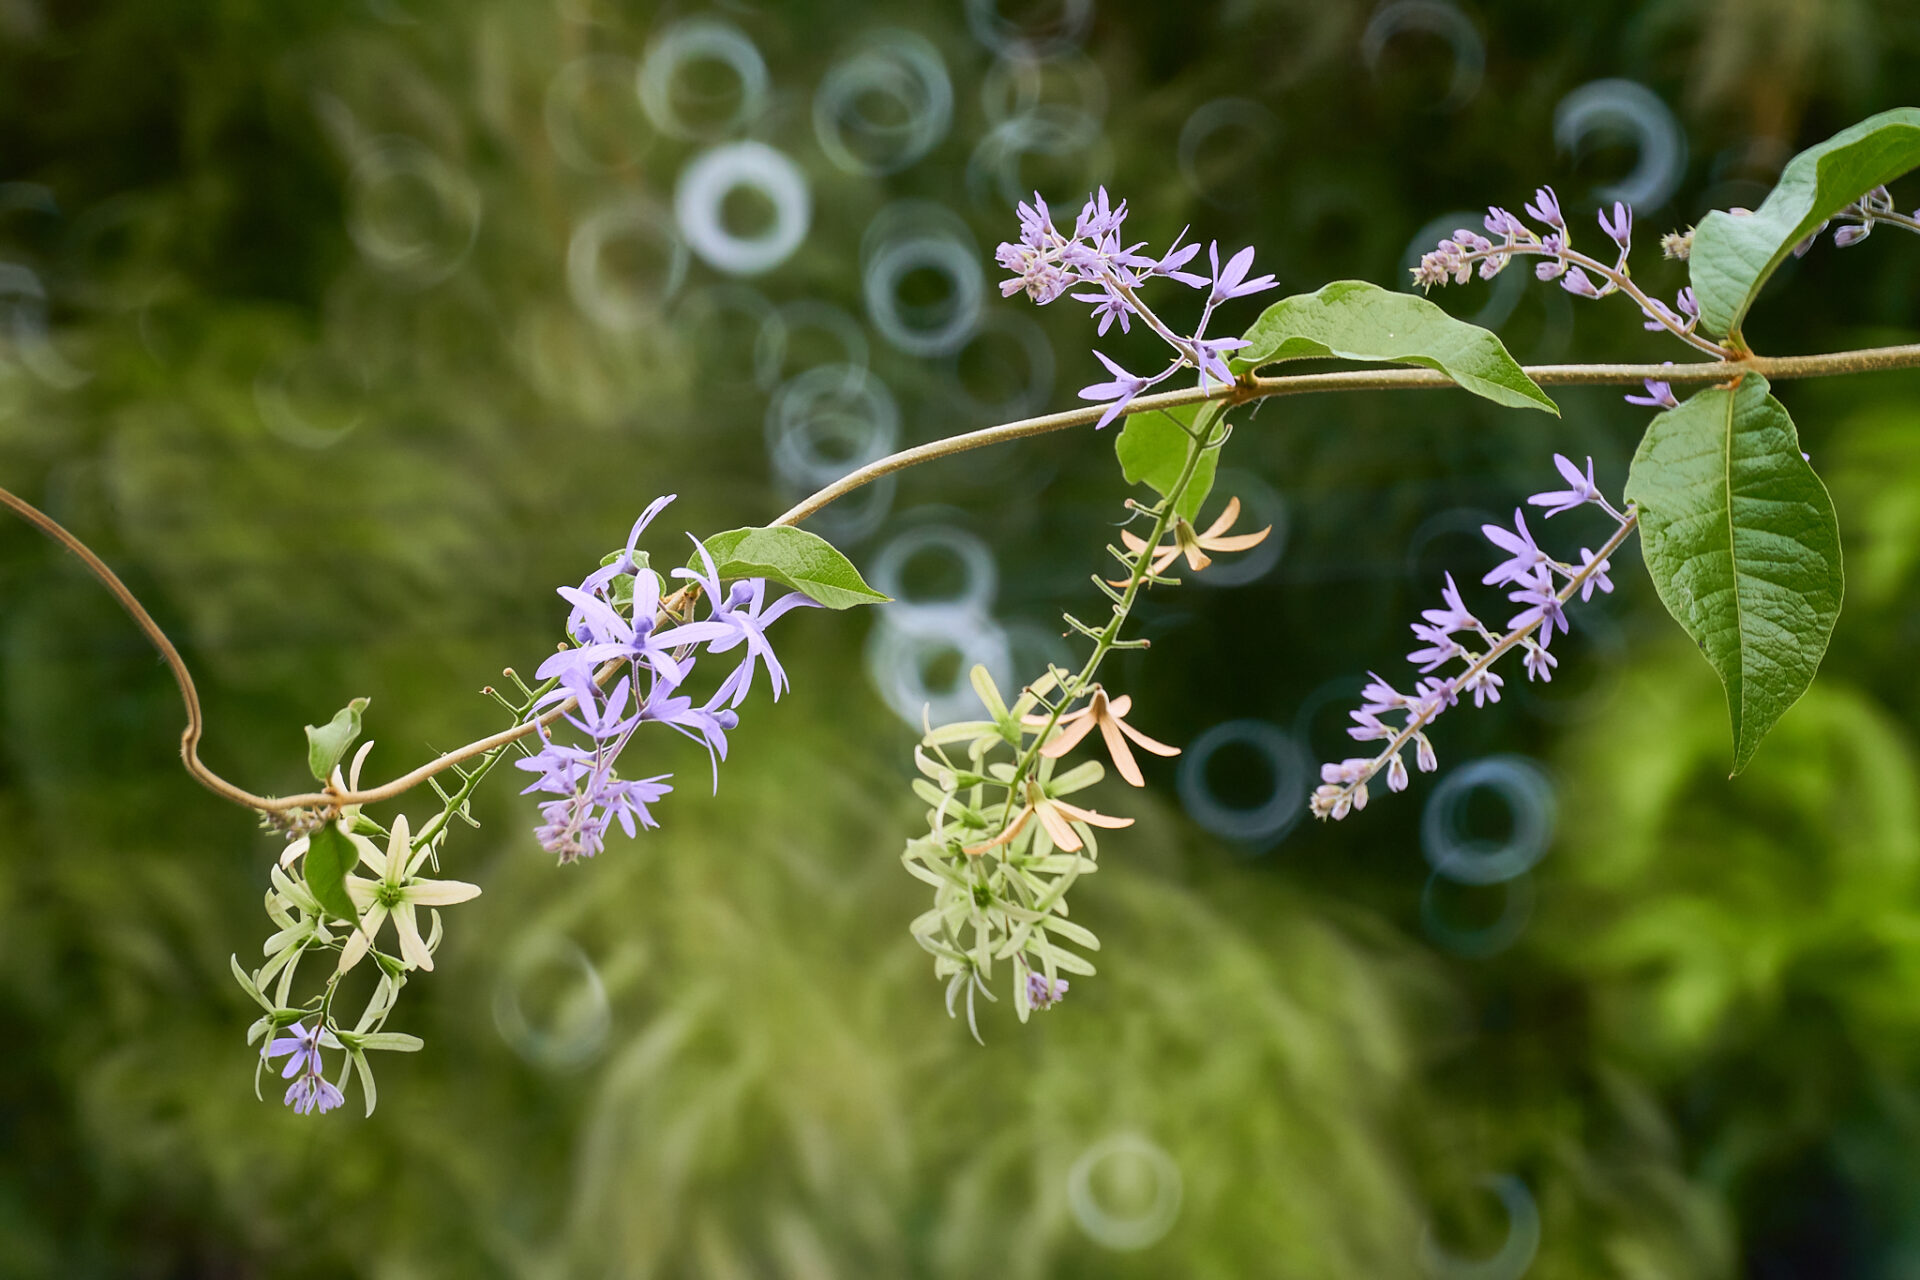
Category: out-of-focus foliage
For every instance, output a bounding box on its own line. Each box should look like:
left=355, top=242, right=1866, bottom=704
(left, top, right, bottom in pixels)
left=1, top=0, right=1918, bottom=1275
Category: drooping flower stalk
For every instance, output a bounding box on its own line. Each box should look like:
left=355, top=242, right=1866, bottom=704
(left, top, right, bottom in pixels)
left=1312, top=455, right=1639, bottom=820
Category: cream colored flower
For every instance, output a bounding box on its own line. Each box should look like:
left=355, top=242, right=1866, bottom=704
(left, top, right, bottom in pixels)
left=337, top=814, right=480, bottom=973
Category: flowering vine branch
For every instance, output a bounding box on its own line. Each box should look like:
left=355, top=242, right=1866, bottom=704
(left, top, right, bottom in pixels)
left=4, top=108, right=1920, bottom=1103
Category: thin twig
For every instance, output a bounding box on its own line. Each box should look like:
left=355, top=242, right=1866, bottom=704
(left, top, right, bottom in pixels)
left=7, top=342, right=1920, bottom=814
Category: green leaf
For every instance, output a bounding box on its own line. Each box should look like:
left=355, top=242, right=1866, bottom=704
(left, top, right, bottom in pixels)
left=1624, top=374, right=1844, bottom=773
left=1115, top=401, right=1221, bottom=520
left=1689, top=108, right=1920, bottom=340
left=1230, top=280, right=1557, bottom=414
left=304, top=697, right=370, bottom=783
left=690, top=526, right=888, bottom=610
left=303, top=822, right=363, bottom=923
left=350, top=1031, right=424, bottom=1052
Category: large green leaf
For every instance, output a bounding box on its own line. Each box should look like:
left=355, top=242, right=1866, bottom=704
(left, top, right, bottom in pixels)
left=1115, top=400, right=1221, bottom=521
left=303, top=821, right=363, bottom=923
left=1690, top=108, right=1920, bottom=341
left=1230, top=280, right=1557, bottom=414
left=692, top=525, right=889, bottom=610
left=1624, top=374, right=1844, bottom=773
left=304, top=697, right=369, bottom=783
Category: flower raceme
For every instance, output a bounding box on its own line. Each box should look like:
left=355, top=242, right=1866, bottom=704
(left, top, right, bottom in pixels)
left=1412, top=188, right=1731, bottom=359
left=515, top=496, right=815, bottom=864
left=1311, top=454, right=1636, bottom=821
left=995, top=188, right=1277, bottom=427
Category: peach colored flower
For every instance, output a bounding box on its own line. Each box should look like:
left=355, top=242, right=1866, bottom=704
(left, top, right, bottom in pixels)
left=1118, top=495, right=1271, bottom=577
left=1025, top=687, right=1179, bottom=787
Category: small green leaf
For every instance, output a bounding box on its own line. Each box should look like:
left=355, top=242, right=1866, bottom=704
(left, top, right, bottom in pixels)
left=230, top=954, right=272, bottom=1012
left=1624, top=374, right=1844, bottom=773
left=1116, top=401, right=1221, bottom=520
left=1231, top=280, right=1557, bottom=413
left=691, top=526, right=889, bottom=610
left=350, top=1048, right=378, bottom=1117
left=305, top=697, right=370, bottom=783
left=1689, top=108, right=1920, bottom=340
left=303, top=822, right=363, bottom=924
left=351, top=1032, right=424, bottom=1052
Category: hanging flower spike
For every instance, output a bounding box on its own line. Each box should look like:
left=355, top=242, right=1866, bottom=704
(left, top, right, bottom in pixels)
left=1117, top=496, right=1272, bottom=579
left=1023, top=686, right=1180, bottom=787
left=338, top=814, right=482, bottom=973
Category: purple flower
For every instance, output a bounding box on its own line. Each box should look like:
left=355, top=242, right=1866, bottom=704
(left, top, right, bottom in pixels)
left=1560, top=265, right=1601, bottom=298
left=535, top=792, right=609, bottom=864
left=1534, top=235, right=1568, bottom=280
left=267, top=1020, right=346, bottom=1116
left=674, top=558, right=817, bottom=707
left=1026, top=969, right=1069, bottom=1010
left=1506, top=568, right=1569, bottom=646
left=1527, top=453, right=1602, bottom=518
left=578, top=494, right=676, bottom=601
left=516, top=734, right=596, bottom=796
left=1072, top=187, right=1126, bottom=243
left=1206, top=243, right=1278, bottom=305
left=1481, top=509, right=1548, bottom=587
left=265, top=1020, right=338, bottom=1080
left=1071, top=286, right=1133, bottom=335
left=1676, top=287, right=1699, bottom=319
left=1348, top=708, right=1393, bottom=741
left=1641, top=297, right=1684, bottom=332
left=1522, top=641, right=1558, bottom=682
left=1460, top=667, right=1504, bottom=708
left=1407, top=624, right=1463, bottom=673
left=1597, top=201, right=1632, bottom=251
left=598, top=772, right=673, bottom=838
left=1415, top=733, right=1438, bottom=773
left=641, top=687, right=739, bottom=788
left=1525, top=185, right=1566, bottom=232
left=1360, top=672, right=1410, bottom=713
left=1150, top=231, right=1208, bottom=287
left=1386, top=753, right=1410, bottom=792
left=1624, top=379, right=1679, bottom=409
left=1421, top=572, right=1478, bottom=634
left=285, top=1073, right=346, bottom=1116
left=1485, top=206, right=1528, bottom=239
left=1192, top=335, right=1250, bottom=390
left=1835, top=223, right=1872, bottom=248
left=1575, top=547, right=1614, bottom=601
left=1078, top=350, right=1153, bottom=428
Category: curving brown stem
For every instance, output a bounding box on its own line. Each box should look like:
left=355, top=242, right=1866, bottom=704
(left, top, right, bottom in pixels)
left=7, top=341, right=1920, bottom=814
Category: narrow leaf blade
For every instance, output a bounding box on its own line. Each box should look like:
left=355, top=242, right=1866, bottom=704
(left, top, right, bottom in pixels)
left=1624, top=374, right=1844, bottom=772
left=691, top=526, right=889, bottom=610
left=303, top=822, right=363, bottom=923
left=1230, top=280, right=1557, bottom=413
left=1115, top=401, right=1220, bottom=520
left=1690, top=107, right=1920, bottom=339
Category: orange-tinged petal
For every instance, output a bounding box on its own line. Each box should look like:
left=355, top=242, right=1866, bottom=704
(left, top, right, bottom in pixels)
left=1097, top=713, right=1145, bottom=786
left=1051, top=798, right=1134, bottom=829
left=1040, top=712, right=1098, bottom=758
left=1119, top=529, right=1151, bottom=554
left=1199, top=526, right=1271, bottom=552
left=1180, top=541, right=1213, bottom=572
left=1115, top=715, right=1181, bottom=757
left=1201, top=496, right=1244, bottom=540
left=1035, top=801, right=1085, bottom=852
left=963, top=806, right=1032, bottom=856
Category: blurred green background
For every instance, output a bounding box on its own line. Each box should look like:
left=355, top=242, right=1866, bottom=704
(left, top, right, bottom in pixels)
left=3, top=1, right=1919, bottom=1275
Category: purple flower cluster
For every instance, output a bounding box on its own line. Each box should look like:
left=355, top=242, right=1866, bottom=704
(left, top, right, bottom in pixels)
left=1311, top=455, right=1630, bottom=821
left=996, top=188, right=1277, bottom=427
left=265, top=1019, right=345, bottom=1116
left=1796, top=184, right=1917, bottom=253
left=516, top=496, right=816, bottom=863
left=1413, top=188, right=1713, bottom=354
